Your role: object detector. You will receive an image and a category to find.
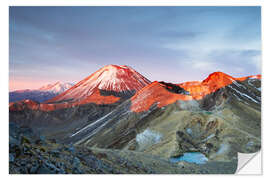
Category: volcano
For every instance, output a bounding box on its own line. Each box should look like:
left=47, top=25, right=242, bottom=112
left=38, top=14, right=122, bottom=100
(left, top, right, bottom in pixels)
left=70, top=72, right=261, bottom=173
left=46, top=65, right=151, bottom=104
left=9, top=65, right=151, bottom=112
left=9, top=65, right=152, bottom=137
left=9, top=66, right=261, bottom=174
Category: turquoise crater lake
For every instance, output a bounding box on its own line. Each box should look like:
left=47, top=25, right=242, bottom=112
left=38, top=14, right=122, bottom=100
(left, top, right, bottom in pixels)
left=170, top=152, right=208, bottom=164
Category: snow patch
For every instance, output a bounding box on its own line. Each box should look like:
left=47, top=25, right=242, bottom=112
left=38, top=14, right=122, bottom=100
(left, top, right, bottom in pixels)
left=202, top=133, right=215, bottom=142
left=216, top=143, right=229, bottom=155
left=232, top=81, right=247, bottom=90
left=186, top=128, right=192, bottom=135
left=247, top=79, right=261, bottom=92
left=39, top=82, right=74, bottom=93
left=70, top=111, right=114, bottom=137
left=136, top=129, right=162, bottom=150
left=229, top=86, right=259, bottom=104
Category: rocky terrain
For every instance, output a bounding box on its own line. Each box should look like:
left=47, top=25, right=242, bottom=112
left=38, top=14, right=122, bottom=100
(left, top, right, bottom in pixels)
left=9, top=65, right=151, bottom=140
left=9, top=65, right=261, bottom=174
left=73, top=78, right=261, bottom=159
left=9, top=122, right=237, bottom=174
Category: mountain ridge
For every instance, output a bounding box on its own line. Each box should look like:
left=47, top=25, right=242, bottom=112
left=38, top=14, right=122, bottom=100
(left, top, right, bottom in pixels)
left=9, top=82, right=74, bottom=103
left=38, top=82, right=74, bottom=93
left=130, top=72, right=261, bottom=112
left=9, top=68, right=261, bottom=113
left=9, top=65, right=262, bottom=174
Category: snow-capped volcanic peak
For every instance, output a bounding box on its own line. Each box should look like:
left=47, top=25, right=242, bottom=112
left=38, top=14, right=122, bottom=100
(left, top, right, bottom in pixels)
left=39, top=82, right=74, bottom=93
left=93, top=65, right=150, bottom=91
left=47, top=65, right=151, bottom=103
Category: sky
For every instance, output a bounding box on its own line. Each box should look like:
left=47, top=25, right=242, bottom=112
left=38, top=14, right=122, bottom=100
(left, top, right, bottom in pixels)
left=9, top=6, right=261, bottom=91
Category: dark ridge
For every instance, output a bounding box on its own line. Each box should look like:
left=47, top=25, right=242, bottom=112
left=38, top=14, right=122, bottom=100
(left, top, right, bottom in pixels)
left=63, top=100, right=133, bottom=144
left=159, top=81, right=190, bottom=95
left=199, top=88, right=226, bottom=111
left=99, top=89, right=136, bottom=99
left=44, top=98, right=74, bottom=104
left=9, top=90, right=59, bottom=103
left=9, top=98, right=128, bottom=142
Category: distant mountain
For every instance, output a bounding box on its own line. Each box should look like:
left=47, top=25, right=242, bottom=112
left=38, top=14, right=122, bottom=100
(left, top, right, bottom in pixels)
left=9, top=65, right=151, bottom=139
left=39, top=82, right=74, bottom=94
left=9, top=65, right=261, bottom=173
left=9, top=82, right=74, bottom=103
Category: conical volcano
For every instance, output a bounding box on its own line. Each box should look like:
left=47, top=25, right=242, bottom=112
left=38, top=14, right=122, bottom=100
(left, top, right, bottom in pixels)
left=46, top=65, right=151, bottom=104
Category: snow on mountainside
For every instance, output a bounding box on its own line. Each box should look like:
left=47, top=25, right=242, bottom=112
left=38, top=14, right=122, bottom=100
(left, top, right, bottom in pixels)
left=130, top=72, right=261, bottom=112
left=179, top=72, right=261, bottom=100
left=9, top=82, right=74, bottom=103
left=9, top=66, right=261, bottom=114
left=47, top=65, right=151, bottom=104
left=39, top=82, right=74, bottom=93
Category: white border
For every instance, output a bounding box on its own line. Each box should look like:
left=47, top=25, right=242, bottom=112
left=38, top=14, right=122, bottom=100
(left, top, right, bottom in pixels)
left=237, top=151, right=262, bottom=174
left=2, top=0, right=270, bottom=179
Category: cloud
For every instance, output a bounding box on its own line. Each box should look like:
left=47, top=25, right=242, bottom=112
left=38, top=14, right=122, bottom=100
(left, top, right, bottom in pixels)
left=9, top=7, right=261, bottom=90
left=249, top=54, right=261, bottom=71
left=180, top=49, right=261, bottom=79
left=189, top=60, right=217, bottom=72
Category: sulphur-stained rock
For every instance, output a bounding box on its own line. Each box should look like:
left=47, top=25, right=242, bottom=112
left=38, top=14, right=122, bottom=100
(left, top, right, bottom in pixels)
left=9, top=71, right=261, bottom=174
left=74, top=78, right=260, bottom=166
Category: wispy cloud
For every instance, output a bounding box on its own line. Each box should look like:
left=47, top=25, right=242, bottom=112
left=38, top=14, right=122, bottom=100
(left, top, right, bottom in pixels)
left=9, top=7, right=261, bottom=90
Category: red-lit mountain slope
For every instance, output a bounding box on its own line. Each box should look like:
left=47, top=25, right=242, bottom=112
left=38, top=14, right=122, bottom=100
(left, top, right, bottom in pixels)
left=10, top=65, right=151, bottom=112
left=9, top=69, right=261, bottom=113
left=131, top=72, right=261, bottom=112
left=130, top=81, right=192, bottom=112
left=179, top=72, right=261, bottom=100
left=46, top=65, right=151, bottom=104
left=77, top=72, right=261, bottom=163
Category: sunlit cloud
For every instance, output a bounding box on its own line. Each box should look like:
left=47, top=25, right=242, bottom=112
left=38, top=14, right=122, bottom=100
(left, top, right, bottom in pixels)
left=9, top=7, right=261, bottom=91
